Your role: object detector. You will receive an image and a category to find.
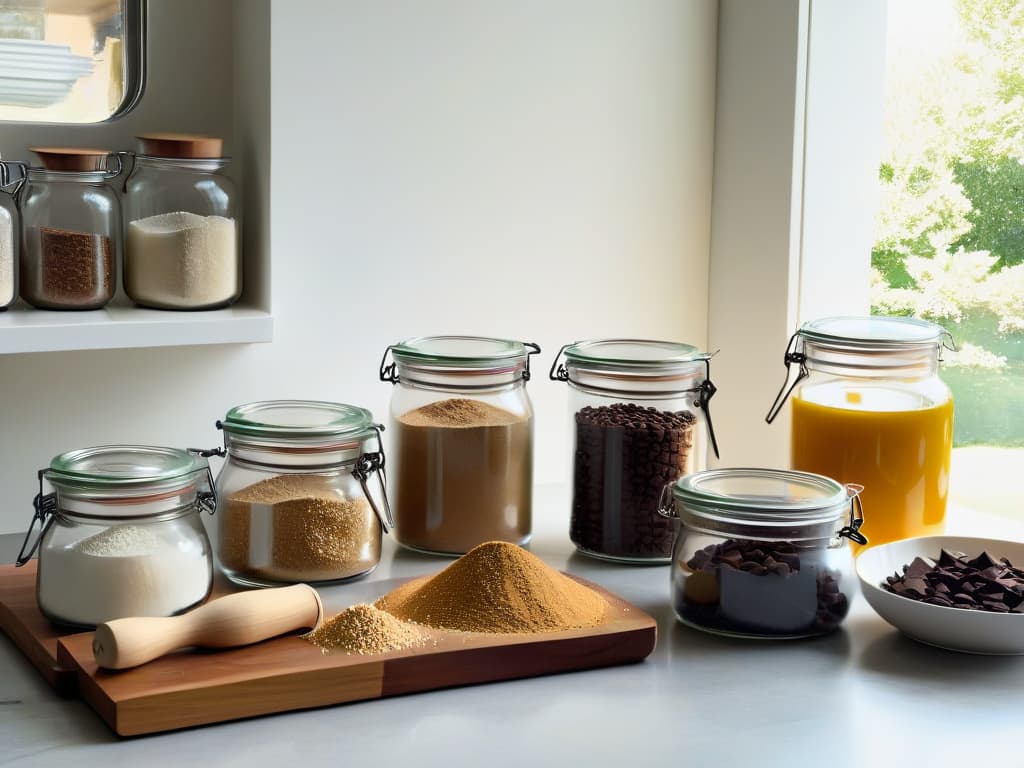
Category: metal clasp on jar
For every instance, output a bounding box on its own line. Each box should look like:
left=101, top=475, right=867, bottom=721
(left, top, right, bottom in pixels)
left=657, top=482, right=677, bottom=520
left=837, top=483, right=868, bottom=545
left=16, top=469, right=58, bottom=567
left=765, top=331, right=809, bottom=424
left=352, top=423, right=396, bottom=534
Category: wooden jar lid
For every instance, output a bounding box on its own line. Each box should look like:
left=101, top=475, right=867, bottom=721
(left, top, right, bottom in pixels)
left=137, top=133, right=223, bottom=159
left=30, top=147, right=110, bottom=172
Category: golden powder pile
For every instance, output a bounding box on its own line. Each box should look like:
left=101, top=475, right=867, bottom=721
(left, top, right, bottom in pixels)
left=305, top=604, right=428, bottom=655
left=399, top=398, right=524, bottom=428
left=375, top=541, right=608, bottom=633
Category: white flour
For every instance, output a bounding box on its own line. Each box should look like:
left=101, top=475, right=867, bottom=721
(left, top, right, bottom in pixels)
left=37, top=523, right=212, bottom=627
left=0, top=207, right=13, bottom=307
left=126, top=211, right=238, bottom=309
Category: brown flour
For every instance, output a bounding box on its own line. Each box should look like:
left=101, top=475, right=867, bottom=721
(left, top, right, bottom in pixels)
left=219, top=474, right=380, bottom=583
left=376, top=541, right=608, bottom=633
left=305, top=604, right=428, bottom=654
left=393, top=399, right=532, bottom=554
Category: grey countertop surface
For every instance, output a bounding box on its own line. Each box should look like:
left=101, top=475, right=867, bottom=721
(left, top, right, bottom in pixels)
left=2, top=485, right=1023, bottom=767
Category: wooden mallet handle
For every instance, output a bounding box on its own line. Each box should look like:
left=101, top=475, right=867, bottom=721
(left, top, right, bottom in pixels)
left=92, top=584, right=324, bottom=670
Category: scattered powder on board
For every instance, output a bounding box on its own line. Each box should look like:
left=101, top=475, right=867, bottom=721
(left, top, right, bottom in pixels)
left=400, top=398, right=524, bottom=428
left=221, top=474, right=378, bottom=582
left=305, top=604, right=428, bottom=654
left=126, top=211, right=237, bottom=308
left=0, top=209, right=13, bottom=305
left=375, top=541, right=608, bottom=633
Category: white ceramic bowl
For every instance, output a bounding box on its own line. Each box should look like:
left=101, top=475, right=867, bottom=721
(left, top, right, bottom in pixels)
left=856, top=535, right=1024, bottom=655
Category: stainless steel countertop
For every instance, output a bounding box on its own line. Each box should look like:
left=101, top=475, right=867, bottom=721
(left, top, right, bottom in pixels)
left=3, top=485, right=1023, bottom=766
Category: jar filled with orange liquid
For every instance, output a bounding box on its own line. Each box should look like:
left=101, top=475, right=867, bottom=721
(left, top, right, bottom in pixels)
left=766, top=316, right=954, bottom=547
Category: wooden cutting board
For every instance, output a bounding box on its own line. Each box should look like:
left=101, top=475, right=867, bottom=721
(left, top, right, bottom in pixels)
left=57, top=578, right=656, bottom=737
left=0, top=560, right=78, bottom=694
left=0, top=561, right=233, bottom=694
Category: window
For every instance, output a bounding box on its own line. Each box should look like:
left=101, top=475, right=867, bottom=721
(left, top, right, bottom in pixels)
left=0, top=0, right=145, bottom=123
left=872, top=0, right=1023, bottom=519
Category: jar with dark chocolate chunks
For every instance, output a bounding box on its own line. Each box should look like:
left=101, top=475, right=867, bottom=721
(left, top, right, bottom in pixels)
left=550, top=339, right=719, bottom=563
left=660, top=468, right=866, bottom=639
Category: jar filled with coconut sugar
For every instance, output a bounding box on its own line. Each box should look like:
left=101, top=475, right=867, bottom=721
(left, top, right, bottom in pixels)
left=208, top=400, right=393, bottom=588
left=379, top=336, right=540, bottom=556
left=15, top=446, right=216, bottom=629
left=123, top=133, right=241, bottom=310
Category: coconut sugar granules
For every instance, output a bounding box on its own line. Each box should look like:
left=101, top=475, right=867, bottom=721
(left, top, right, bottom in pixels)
left=305, top=604, right=428, bottom=655
left=375, top=541, right=608, bottom=633
left=220, top=474, right=379, bottom=583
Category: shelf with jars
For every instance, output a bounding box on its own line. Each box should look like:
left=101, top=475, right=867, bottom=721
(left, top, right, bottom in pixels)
left=0, top=137, right=272, bottom=355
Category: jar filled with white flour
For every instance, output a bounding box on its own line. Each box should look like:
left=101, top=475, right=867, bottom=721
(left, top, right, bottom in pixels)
left=123, top=133, right=240, bottom=310
left=16, top=445, right=216, bottom=628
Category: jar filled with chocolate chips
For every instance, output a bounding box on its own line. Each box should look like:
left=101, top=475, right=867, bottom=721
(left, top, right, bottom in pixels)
left=660, top=468, right=867, bottom=639
left=550, top=339, right=719, bottom=563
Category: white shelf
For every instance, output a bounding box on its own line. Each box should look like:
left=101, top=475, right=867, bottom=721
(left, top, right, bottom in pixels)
left=0, top=300, right=273, bottom=354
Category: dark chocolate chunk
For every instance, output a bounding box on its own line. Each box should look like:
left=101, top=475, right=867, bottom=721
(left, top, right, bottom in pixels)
left=883, top=549, right=1024, bottom=614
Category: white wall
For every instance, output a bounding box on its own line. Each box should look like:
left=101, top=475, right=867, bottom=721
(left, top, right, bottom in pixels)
left=0, top=0, right=717, bottom=534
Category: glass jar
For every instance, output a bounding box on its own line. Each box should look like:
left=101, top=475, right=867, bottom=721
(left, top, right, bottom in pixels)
left=19, top=148, right=120, bottom=310
left=766, top=316, right=954, bottom=547
left=660, top=468, right=866, bottom=639
left=380, top=336, right=540, bottom=555
left=549, top=339, right=720, bottom=563
left=123, top=134, right=240, bottom=310
left=15, top=445, right=215, bottom=629
left=210, top=400, right=393, bottom=588
left=0, top=161, right=24, bottom=310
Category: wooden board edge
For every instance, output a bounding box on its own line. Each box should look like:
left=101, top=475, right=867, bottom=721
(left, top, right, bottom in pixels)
left=381, top=623, right=657, bottom=697
left=1, top=602, right=79, bottom=695
left=58, top=638, right=117, bottom=728
left=110, top=659, right=386, bottom=737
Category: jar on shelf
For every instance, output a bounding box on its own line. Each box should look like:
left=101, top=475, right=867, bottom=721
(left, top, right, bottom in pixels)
left=660, top=468, right=866, bottom=639
left=766, top=316, right=954, bottom=547
left=15, top=445, right=216, bottom=629
left=209, top=400, right=393, bottom=588
left=379, top=336, right=540, bottom=555
left=549, top=339, right=720, bottom=563
left=19, top=147, right=120, bottom=310
left=0, top=160, right=25, bottom=310
left=123, top=133, right=240, bottom=310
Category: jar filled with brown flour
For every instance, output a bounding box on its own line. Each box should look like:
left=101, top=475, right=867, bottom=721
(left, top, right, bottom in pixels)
left=380, top=336, right=539, bottom=555
left=209, top=401, right=393, bottom=588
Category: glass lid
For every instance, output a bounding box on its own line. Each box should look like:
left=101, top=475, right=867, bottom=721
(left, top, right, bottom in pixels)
left=390, top=335, right=528, bottom=367
left=672, top=468, right=849, bottom=523
left=563, top=339, right=708, bottom=371
left=47, top=445, right=208, bottom=491
left=797, top=316, right=946, bottom=348
left=219, top=400, right=374, bottom=441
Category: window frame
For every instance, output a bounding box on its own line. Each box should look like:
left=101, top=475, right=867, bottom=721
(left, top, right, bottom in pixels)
left=707, top=0, right=887, bottom=467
